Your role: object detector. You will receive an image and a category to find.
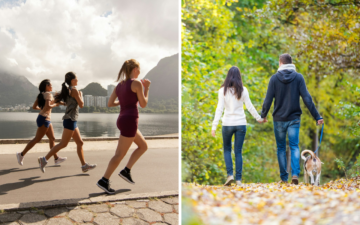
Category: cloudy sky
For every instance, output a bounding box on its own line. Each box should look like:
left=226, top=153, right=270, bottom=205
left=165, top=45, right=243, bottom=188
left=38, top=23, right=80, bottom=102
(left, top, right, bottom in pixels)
left=0, top=0, right=179, bottom=90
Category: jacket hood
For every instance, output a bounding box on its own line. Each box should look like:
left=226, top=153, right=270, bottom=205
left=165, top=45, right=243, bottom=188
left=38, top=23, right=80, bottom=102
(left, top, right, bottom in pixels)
left=276, top=70, right=297, bottom=84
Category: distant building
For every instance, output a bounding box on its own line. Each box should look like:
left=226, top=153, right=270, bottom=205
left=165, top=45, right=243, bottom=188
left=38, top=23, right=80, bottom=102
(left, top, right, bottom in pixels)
left=107, top=85, right=116, bottom=97
left=84, top=95, right=94, bottom=107
left=94, top=96, right=106, bottom=108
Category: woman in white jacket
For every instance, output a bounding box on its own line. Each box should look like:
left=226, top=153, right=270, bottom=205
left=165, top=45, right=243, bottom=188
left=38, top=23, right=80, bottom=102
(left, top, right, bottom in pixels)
left=211, top=66, right=266, bottom=186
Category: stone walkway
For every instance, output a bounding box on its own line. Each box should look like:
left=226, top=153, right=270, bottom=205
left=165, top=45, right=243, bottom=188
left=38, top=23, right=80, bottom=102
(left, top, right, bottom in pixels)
left=0, top=196, right=179, bottom=225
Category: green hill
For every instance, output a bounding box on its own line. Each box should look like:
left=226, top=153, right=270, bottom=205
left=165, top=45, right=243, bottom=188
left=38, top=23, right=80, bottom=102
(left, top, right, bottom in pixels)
left=80, top=82, right=107, bottom=96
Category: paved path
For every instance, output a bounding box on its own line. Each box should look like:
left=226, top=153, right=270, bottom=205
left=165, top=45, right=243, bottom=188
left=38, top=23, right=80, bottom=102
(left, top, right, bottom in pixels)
left=0, top=196, right=179, bottom=225
left=0, top=140, right=178, bottom=205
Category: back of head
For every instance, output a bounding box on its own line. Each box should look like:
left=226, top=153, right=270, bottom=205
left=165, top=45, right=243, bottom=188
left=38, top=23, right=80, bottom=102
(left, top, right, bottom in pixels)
left=55, top=72, right=76, bottom=104
left=279, top=53, right=292, bottom=64
left=116, top=59, right=140, bottom=83
left=221, top=66, right=243, bottom=100
left=37, top=79, right=51, bottom=109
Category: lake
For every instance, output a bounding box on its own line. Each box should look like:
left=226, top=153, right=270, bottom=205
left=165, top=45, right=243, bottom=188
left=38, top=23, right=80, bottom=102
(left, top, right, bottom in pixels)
left=0, top=112, right=178, bottom=139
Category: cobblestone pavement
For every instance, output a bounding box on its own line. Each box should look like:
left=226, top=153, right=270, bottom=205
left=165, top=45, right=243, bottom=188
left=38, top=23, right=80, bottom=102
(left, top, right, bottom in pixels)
left=0, top=196, right=179, bottom=225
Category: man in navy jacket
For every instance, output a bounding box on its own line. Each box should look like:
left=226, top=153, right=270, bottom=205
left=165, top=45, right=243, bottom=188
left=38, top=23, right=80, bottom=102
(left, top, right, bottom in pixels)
left=261, top=53, right=324, bottom=184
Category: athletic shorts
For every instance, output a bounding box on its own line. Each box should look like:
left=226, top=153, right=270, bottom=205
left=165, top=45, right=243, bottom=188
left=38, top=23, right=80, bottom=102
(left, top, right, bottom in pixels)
left=63, top=119, right=77, bottom=131
left=116, top=116, right=138, bottom=138
left=36, top=115, right=51, bottom=128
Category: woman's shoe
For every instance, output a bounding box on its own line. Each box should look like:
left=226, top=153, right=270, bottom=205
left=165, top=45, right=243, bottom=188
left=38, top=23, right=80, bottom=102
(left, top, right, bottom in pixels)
left=224, top=175, right=234, bottom=186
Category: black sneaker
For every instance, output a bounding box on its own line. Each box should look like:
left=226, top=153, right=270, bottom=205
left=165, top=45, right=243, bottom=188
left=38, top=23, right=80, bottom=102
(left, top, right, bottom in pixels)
left=119, top=169, right=135, bottom=184
left=96, top=179, right=115, bottom=195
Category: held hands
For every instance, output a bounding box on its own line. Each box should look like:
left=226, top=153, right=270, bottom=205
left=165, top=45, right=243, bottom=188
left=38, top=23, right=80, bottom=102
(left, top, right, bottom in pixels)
left=211, top=130, right=216, bottom=137
left=257, top=117, right=268, bottom=123
left=141, top=79, right=151, bottom=89
left=317, top=118, right=324, bottom=125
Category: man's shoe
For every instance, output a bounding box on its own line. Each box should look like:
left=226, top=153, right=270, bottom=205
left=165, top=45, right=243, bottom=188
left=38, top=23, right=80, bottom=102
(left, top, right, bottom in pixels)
left=291, top=175, right=299, bottom=185
left=224, top=175, right=234, bottom=186
left=54, top=157, right=67, bottom=165
left=96, top=179, right=115, bottom=195
left=278, top=180, right=288, bottom=184
left=82, top=163, right=97, bottom=172
left=16, top=152, right=24, bottom=166
left=119, top=169, right=135, bottom=184
left=38, top=157, right=47, bottom=173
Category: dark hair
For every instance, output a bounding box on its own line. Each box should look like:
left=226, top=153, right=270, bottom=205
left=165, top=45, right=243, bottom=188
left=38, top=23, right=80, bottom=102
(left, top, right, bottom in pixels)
left=37, top=79, right=51, bottom=109
left=279, top=53, right=292, bottom=64
left=221, top=66, right=243, bottom=100
left=116, top=59, right=140, bottom=82
left=54, top=72, right=76, bottom=104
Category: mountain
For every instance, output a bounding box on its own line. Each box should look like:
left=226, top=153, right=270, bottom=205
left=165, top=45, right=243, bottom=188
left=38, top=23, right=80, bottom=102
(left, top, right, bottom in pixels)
left=144, top=53, right=178, bottom=101
left=0, top=71, right=39, bottom=106
left=80, top=82, right=107, bottom=96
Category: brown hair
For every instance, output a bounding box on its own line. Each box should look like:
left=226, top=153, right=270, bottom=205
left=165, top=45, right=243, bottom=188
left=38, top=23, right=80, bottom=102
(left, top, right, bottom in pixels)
left=54, top=72, right=76, bottom=104
left=221, top=66, right=243, bottom=100
left=116, top=59, right=140, bottom=82
left=279, top=53, right=292, bottom=64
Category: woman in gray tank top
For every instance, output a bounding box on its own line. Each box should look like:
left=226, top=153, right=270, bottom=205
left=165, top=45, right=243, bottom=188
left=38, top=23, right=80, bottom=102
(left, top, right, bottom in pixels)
left=37, top=72, right=96, bottom=173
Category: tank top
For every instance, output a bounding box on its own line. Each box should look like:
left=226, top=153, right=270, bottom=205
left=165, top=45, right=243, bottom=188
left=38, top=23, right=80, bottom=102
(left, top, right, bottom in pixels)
left=116, top=79, right=139, bottom=118
left=62, top=87, right=79, bottom=121
left=39, top=92, right=54, bottom=120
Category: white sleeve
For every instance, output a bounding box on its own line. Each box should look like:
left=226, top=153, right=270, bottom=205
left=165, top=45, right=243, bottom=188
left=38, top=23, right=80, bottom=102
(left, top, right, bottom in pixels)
left=212, top=89, right=225, bottom=131
left=243, top=88, right=262, bottom=121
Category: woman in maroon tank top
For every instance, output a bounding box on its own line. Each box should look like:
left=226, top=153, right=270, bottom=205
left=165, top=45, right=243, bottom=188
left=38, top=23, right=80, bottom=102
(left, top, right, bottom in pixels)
left=96, top=59, right=151, bottom=194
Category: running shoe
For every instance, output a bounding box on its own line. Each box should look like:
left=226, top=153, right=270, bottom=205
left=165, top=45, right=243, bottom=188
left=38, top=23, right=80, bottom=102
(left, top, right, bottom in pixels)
left=236, top=180, right=242, bottom=186
left=16, top=152, right=24, bottom=166
left=119, top=169, right=135, bottom=184
left=38, top=157, right=47, bottom=173
left=54, top=156, right=67, bottom=165
left=291, top=175, right=299, bottom=185
left=224, top=175, right=234, bottom=186
left=96, top=179, right=115, bottom=195
left=82, top=163, right=97, bottom=172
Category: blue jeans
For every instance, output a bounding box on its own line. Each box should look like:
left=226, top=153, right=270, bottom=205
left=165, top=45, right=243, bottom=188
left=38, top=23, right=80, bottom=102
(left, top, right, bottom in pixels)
left=222, top=125, right=247, bottom=181
left=273, top=119, right=301, bottom=181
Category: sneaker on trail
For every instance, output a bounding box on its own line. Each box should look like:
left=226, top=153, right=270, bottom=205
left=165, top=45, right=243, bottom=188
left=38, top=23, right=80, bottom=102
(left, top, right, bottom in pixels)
left=16, top=152, right=24, bottom=166
left=278, top=180, right=288, bottom=184
left=96, top=179, right=115, bottom=195
left=291, top=175, right=299, bottom=185
left=38, top=157, right=47, bottom=173
left=119, top=169, right=135, bottom=184
left=224, top=175, right=234, bottom=186
left=236, top=180, right=242, bottom=186
left=54, top=157, right=67, bottom=165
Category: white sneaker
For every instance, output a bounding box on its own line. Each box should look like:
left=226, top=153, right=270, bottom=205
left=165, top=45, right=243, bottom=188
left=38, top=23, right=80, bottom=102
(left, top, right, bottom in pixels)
left=16, top=152, right=24, bottom=166
left=224, top=175, right=234, bottom=186
left=236, top=180, right=242, bottom=186
left=38, top=157, right=47, bottom=173
left=82, top=163, right=97, bottom=172
left=54, top=157, right=67, bottom=165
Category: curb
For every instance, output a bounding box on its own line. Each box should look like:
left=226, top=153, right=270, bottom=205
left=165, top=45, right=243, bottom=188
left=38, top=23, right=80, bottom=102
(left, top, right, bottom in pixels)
left=0, top=136, right=178, bottom=144
left=0, top=190, right=179, bottom=212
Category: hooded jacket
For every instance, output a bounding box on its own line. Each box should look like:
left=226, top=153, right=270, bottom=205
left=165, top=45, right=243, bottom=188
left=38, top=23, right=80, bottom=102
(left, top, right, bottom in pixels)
left=261, top=64, right=321, bottom=121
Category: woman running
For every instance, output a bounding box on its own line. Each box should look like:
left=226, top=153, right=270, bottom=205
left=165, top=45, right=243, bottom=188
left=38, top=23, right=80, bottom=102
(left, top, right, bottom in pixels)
left=38, top=72, right=96, bottom=173
left=16, top=79, right=67, bottom=166
left=211, top=66, right=265, bottom=186
left=96, top=59, right=150, bottom=194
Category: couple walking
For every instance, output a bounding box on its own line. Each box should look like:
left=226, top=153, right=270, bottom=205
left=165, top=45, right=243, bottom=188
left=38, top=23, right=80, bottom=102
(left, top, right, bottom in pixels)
left=212, top=53, right=324, bottom=186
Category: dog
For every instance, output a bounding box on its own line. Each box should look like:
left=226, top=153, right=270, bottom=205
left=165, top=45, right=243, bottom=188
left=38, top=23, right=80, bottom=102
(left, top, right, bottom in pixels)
left=301, top=150, right=322, bottom=186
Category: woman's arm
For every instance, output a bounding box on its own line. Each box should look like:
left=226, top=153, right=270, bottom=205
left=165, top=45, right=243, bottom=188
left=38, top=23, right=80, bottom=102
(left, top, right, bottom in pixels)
left=243, top=88, right=263, bottom=122
left=211, top=89, right=225, bottom=136
left=32, top=99, right=41, bottom=110
left=108, top=88, right=120, bottom=107
left=71, top=88, right=84, bottom=108
left=132, top=79, right=150, bottom=108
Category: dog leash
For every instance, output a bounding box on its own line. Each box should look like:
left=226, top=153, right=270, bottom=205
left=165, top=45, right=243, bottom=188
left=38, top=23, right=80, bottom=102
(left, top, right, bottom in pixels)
left=314, top=123, right=324, bottom=154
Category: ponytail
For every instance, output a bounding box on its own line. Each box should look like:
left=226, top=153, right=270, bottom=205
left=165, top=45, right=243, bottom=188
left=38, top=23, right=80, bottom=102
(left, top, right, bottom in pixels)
left=116, top=59, right=140, bottom=83
left=54, top=72, right=76, bottom=104
left=37, top=79, right=51, bottom=109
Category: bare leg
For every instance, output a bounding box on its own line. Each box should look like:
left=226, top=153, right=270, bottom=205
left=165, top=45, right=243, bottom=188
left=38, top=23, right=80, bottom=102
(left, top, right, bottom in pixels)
left=103, top=135, right=134, bottom=179
left=72, top=128, right=86, bottom=166
left=45, top=128, right=73, bottom=161
left=45, top=124, right=59, bottom=159
left=126, top=130, right=148, bottom=169
left=21, top=125, right=48, bottom=156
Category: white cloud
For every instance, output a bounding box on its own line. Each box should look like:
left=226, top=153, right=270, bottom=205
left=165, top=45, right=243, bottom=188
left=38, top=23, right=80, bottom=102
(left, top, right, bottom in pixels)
left=0, top=0, right=178, bottom=90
